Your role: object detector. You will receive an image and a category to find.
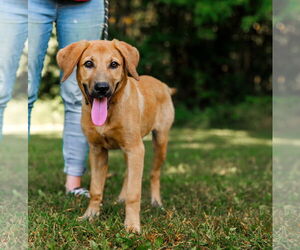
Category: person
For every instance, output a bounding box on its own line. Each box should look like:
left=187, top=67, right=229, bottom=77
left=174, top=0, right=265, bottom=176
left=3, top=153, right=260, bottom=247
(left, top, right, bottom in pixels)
left=0, top=0, right=104, bottom=197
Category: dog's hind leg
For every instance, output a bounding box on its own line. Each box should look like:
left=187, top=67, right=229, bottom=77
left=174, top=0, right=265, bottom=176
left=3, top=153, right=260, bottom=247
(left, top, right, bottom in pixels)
left=151, top=130, right=168, bottom=207
left=78, top=146, right=108, bottom=221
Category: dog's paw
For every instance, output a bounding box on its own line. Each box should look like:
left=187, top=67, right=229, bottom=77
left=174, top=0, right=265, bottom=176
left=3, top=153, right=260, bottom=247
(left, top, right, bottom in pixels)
left=77, top=206, right=100, bottom=222
left=125, top=222, right=141, bottom=234
left=151, top=199, right=163, bottom=208
left=117, top=197, right=125, bottom=204
left=117, top=190, right=127, bottom=203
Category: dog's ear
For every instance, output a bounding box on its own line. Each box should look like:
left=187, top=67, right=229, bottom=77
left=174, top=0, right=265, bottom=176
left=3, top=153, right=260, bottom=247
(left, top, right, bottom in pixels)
left=56, top=40, right=90, bottom=82
left=113, top=39, right=140, bottom=81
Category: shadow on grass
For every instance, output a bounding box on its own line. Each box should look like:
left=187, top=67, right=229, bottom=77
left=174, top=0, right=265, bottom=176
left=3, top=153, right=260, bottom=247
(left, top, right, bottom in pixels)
left=29, top=128, right=272, bottom=248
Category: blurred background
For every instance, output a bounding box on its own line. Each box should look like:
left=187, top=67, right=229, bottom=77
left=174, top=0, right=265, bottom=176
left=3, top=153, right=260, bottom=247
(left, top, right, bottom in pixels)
left=9, top=0, right=271, bottom=133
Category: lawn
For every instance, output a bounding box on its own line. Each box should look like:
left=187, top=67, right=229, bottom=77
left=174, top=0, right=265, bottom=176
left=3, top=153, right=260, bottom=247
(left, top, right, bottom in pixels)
left=0, top=135, right=27, bottom=249
left=28, top=128, right=272, bottom=249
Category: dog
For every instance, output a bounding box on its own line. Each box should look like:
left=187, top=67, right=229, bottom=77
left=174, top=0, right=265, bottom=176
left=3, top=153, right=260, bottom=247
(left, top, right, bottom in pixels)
left=57, top=39, right=175, bottom=233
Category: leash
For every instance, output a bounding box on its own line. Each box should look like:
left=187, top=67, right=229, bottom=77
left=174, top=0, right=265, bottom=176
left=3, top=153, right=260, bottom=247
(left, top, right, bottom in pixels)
left=102, top=0, right=109, bottom=40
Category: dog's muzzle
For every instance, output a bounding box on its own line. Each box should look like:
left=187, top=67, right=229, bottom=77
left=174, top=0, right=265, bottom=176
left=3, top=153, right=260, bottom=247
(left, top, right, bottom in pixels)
left=91, top=82, right=112, bottom=99
left=82, top=81, right=120, bottom=106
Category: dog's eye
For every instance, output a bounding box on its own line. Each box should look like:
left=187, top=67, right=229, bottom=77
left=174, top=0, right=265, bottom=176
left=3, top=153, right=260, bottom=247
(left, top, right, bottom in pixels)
left=110, top=61, right=119, bottom=69
left=84, top=60, right=94, bottom=68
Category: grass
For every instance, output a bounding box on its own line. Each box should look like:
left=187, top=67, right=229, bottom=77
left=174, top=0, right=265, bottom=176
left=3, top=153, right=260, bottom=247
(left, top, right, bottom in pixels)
left=273, top=142, right=300, bottom=248
left=28, top=128, right=272, bottom=249
left=0, top=135, right=28, bottom=249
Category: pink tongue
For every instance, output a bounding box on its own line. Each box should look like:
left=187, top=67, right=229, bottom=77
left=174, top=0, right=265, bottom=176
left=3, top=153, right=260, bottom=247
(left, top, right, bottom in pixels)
left=91, top=98, right=108, bottom=126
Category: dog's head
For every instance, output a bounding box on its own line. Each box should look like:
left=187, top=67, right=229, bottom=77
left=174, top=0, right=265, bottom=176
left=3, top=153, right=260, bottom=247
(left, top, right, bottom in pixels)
left=56, top=40, right=140, bottom=126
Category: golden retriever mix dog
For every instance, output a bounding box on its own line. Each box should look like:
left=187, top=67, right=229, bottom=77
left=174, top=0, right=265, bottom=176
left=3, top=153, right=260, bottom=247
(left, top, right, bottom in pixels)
left=57, top=40, right=175, bottom=233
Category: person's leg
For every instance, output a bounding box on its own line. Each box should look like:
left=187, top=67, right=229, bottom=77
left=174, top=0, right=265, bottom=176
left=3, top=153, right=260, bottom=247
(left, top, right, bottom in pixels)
left=56, top=0, right=104, bottom=190
left=28, top=0, right=57, bottom=132
left=0, top=0, right=27, bottom=138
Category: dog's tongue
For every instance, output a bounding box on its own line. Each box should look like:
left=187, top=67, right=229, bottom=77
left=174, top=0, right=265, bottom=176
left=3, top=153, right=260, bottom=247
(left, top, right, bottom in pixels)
left=91, top=98, right=108, bottom=126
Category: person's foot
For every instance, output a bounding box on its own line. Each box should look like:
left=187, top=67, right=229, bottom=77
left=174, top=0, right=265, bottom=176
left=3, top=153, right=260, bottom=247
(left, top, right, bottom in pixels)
left=66, top=187, right=90, bottom=198
left=65, top=175, right=89, bottom=197
left=65, top=175, right=81, bottom=190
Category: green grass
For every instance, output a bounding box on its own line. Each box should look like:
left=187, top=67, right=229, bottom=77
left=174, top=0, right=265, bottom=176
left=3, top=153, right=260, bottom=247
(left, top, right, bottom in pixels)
left=29, top=128, right=272, bottom=249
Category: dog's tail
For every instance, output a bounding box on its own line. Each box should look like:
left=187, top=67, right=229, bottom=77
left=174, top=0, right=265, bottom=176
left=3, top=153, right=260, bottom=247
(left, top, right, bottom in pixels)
left=169, top=87, right=177, bottom=95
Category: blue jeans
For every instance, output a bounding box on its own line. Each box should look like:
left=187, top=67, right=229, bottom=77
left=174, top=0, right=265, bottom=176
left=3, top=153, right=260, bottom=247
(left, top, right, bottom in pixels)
left=0, top=0, right=28, bottom=138
left=0, top=0, right=104, bottom=176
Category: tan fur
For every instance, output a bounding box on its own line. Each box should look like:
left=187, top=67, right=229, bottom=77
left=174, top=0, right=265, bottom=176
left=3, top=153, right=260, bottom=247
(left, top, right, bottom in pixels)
left=57, top=40, right=175, bottom=233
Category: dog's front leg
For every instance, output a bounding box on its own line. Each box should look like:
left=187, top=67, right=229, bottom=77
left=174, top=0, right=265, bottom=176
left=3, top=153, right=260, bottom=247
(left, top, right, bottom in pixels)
left=124, top=141, right=145, bottom=233
left=118, top=153, right=128, bottom=203
left=78, top=145, right=108, bottom=222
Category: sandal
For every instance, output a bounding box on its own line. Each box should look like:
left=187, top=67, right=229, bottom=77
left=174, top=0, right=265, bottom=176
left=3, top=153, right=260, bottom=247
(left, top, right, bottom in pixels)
left=66, top=187, right=90, bottom=198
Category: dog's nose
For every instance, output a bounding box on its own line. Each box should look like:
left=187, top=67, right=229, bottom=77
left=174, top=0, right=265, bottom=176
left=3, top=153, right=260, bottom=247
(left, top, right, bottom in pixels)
left=94, top=82, right=109, bottom=93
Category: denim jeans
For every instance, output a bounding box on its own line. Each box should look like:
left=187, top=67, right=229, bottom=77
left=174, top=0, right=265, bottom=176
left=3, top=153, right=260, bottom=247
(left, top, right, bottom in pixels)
left=0, top=0, right=104, bottom=176
left=0, top=0, right=28, bottom=138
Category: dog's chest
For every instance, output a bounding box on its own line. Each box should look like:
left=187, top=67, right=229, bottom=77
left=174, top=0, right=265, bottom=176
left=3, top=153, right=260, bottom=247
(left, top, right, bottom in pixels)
left=93, top=126, right=120, bottom=149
